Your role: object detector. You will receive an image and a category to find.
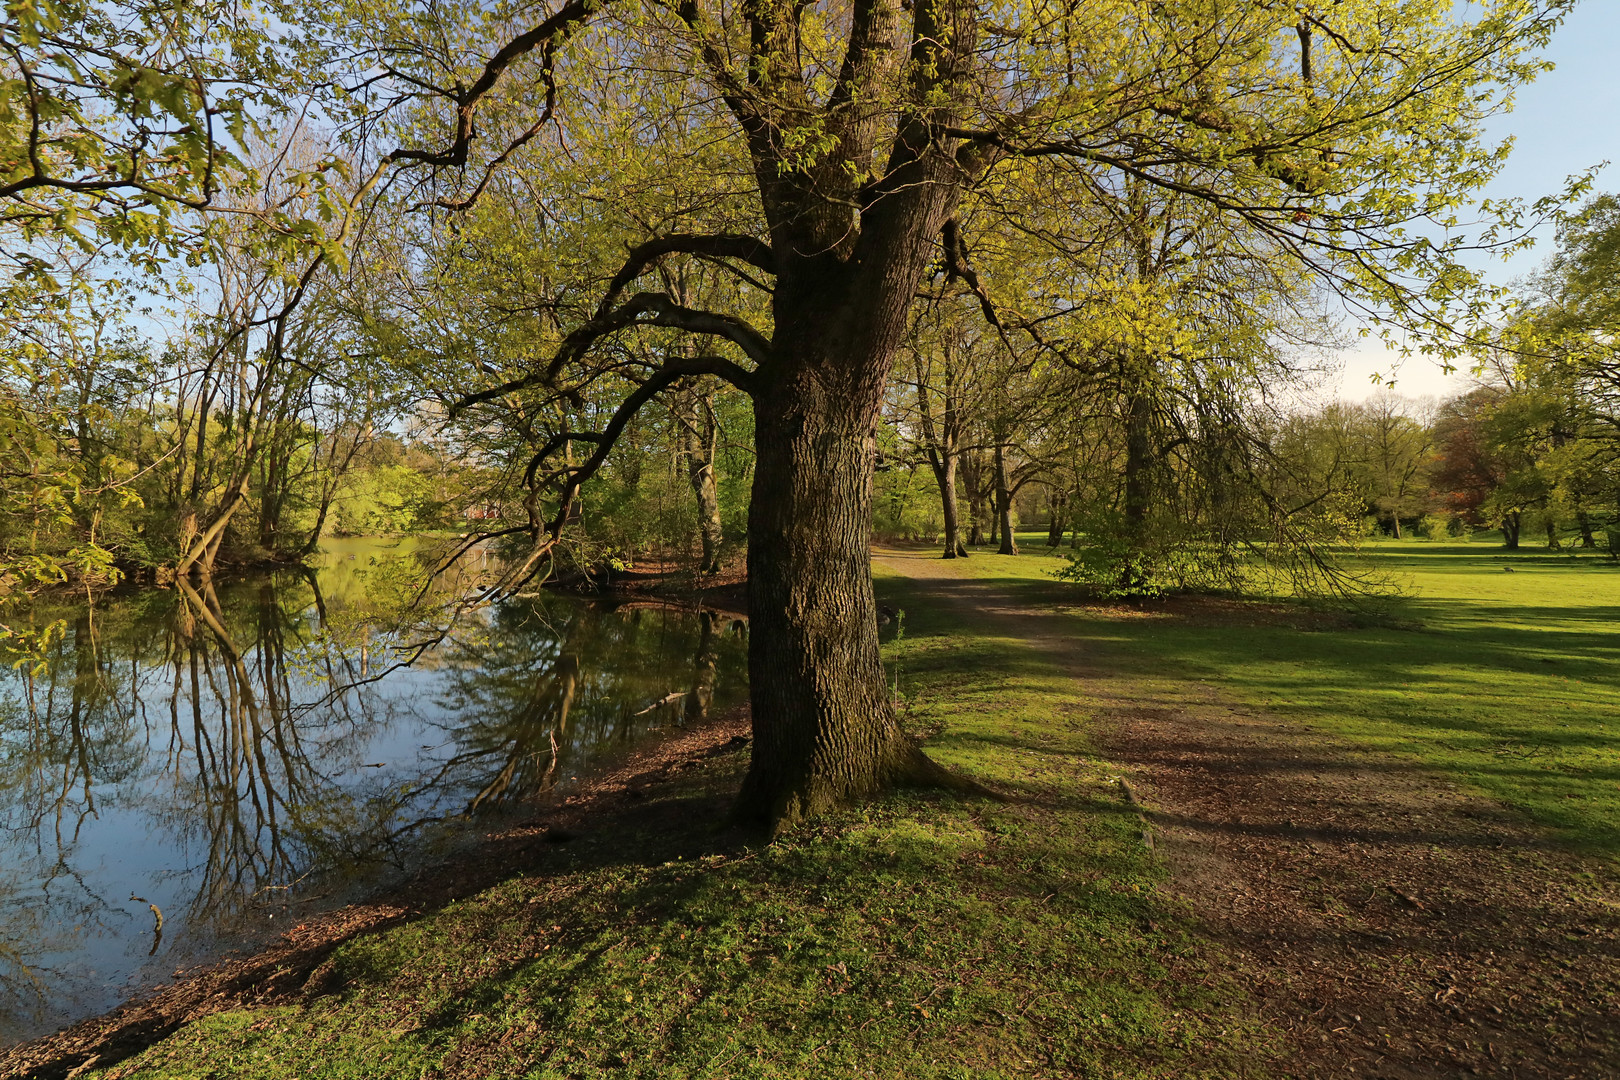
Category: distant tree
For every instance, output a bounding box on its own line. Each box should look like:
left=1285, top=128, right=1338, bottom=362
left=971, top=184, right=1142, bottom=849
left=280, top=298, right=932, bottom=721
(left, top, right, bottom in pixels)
left=1513, top=193, right=1620, bottom=549
left=1431, top=387, right=1526, bottom=546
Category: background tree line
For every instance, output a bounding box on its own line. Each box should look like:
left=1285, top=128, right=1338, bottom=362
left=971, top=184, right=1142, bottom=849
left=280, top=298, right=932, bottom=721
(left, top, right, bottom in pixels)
left=9, top=178, right=1619, bottom=600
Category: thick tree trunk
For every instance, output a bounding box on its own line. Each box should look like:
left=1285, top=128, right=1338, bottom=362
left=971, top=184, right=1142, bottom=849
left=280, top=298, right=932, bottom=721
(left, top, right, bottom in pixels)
left=1544, top=514, right=1560, bottom=550
left=1501, top=511, right=1521, bottom=549
left=736, top=366, right=941, bottom=827
left=994, top=443, right=1017, bottom=555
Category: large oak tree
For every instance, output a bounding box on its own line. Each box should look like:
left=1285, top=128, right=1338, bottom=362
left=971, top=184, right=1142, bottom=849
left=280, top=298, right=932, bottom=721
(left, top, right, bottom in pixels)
left=332, top=0, right=1568, bottom=827
left=5, top=0, right=1574, bottom=826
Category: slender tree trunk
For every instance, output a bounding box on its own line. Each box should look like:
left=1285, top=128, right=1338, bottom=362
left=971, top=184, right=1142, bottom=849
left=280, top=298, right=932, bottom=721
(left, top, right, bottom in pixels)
left=1121, top=384, right=1154, bottom=588
left=259, top=443, right=285, bottom=553
left=942, top=452, right=966, bottom=557
left=1545, top=514, right=1560, bottom=550
left=1047, top=487, right=1068, bottom=546
left=177, top=478, right=250, bottom=578
left=915, top=366, right=966, bottom=559
left=925, top=448, right=967, bottom=559
left=1123, top=388, right=1153, bottom=537
left=994, top=443, right=1017, bottom=555
left=300, top=424, right=366, bottom=557
left=1390, top=513, right=1402, bottom=540
left=300, top=495, right=334, bottom=558
left=679, top=389, right=724, bottom=573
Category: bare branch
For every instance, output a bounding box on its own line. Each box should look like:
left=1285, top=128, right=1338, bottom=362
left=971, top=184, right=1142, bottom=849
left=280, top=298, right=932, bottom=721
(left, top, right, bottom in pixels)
left=447, top=291, right=766, bottom=417
left=595, top=234, right=776, bottom=318
left=381, top=0, right=595, bottom=172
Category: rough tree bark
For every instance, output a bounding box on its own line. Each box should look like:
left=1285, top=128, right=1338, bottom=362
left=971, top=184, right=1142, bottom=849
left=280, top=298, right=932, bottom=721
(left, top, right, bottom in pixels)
left=735, top=264, right=966, bottom=825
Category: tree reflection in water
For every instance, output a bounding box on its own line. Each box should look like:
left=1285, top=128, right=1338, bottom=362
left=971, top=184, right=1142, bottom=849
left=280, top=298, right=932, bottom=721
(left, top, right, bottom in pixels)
left=435, top=604, right=736, bottom=816
left=0, top=553, right=745, bottom=1043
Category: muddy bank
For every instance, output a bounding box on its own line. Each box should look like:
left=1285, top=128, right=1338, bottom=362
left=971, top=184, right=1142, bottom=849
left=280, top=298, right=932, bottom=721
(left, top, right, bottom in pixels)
left=0, top=709, right=753, bottom=1080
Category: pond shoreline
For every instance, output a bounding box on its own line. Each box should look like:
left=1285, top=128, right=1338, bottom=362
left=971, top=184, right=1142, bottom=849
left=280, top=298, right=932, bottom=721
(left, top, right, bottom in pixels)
left=0, top=705, right=754, bottom=1080
left=542, top=562, right=749, bottom=616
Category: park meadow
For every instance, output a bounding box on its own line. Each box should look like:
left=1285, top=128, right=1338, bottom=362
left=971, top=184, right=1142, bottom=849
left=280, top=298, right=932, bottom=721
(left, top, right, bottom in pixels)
left=4, top=0, right=1619, bottom=1076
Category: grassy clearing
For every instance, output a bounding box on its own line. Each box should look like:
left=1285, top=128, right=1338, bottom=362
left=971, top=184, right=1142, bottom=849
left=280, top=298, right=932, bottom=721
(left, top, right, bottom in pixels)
left=936, top=535, right=1620, bottom=860
left=90, top=591, right=1265, bottom=1078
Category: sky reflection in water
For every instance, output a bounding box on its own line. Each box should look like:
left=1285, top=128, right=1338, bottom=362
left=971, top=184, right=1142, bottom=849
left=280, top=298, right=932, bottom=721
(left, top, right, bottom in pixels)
left=0, top=545, right=745, bottom=1043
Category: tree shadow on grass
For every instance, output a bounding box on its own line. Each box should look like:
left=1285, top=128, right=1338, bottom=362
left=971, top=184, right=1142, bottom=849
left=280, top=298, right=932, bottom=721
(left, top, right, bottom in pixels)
left=878, top=564, right=1620, bottom=858
left=7, top=723, right=1236, bottom=1080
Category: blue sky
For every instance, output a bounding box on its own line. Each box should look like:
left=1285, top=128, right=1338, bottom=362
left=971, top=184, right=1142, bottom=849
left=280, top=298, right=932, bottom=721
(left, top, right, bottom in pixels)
left=1333, top=0, right=1620, bottom=402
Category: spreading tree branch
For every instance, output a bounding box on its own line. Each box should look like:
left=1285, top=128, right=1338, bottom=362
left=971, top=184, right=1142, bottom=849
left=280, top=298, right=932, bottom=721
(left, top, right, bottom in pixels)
left=449, top=292, right=767, bottom=417
left=382, top=0, right=595, bottom=172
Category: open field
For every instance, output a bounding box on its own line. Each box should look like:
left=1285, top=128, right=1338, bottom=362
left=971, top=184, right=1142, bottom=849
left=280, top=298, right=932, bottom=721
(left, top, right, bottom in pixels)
left=942, top=535, right=1620, bottom=860
left=874, top=545, right=1619, bottom=1077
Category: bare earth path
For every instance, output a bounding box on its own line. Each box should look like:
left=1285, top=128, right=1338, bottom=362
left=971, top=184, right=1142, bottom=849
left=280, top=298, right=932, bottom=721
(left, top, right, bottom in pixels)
left=876, top=549, right=1620, bottom=1080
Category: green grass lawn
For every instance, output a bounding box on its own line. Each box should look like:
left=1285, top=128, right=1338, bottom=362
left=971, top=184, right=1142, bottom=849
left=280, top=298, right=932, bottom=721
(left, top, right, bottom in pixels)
left=931, top=536, right=1620, bottom=860
left=84, top=583, right=1266, bottom=1079
left=60, top=536, right=1616, bottom=1078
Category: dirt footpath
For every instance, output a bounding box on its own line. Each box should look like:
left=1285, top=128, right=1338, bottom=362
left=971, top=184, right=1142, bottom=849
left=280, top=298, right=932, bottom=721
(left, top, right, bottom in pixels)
left=877, top=549, right=1620, bottom=1080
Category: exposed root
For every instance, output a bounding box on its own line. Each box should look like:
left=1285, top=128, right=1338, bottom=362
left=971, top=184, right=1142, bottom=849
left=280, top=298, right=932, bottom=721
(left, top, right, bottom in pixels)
left=733, top=736, right=1006, bottom=837
left=893, top=743, right=1007, bottom=802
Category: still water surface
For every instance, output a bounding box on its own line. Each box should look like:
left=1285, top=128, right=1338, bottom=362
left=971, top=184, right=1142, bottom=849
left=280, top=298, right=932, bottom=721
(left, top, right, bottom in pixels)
left=0, top=542, right=746, bottom=1043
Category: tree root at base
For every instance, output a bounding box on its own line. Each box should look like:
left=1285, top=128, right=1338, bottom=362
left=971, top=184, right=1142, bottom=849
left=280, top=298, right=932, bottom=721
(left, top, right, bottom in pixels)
left=735, top=742, right=1007, bottom=835
left=893, top=743, right=1007, bottom=803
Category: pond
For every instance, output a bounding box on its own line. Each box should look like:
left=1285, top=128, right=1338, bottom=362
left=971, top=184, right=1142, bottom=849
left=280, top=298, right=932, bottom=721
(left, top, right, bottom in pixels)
left=0, top=540, right=748, bottom=1044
